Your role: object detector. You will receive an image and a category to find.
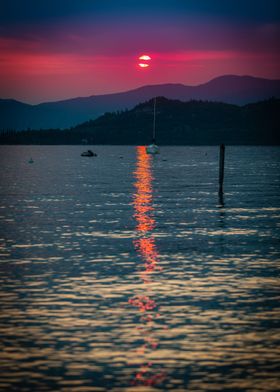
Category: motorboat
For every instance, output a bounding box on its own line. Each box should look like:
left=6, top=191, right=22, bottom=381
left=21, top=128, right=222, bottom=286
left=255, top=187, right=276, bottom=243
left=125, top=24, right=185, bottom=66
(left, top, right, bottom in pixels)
left=81, top=150, right=97, bottom=157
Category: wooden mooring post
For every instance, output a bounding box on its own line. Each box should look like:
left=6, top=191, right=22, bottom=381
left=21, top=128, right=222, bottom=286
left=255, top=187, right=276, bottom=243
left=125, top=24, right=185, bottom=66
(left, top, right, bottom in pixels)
left=219, top=144, right=225, bottom=195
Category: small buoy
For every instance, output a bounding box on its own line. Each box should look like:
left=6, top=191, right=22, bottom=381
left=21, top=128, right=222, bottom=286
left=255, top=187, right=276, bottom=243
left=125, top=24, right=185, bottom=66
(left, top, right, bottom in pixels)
left=28, top=158, right=34, bottom=164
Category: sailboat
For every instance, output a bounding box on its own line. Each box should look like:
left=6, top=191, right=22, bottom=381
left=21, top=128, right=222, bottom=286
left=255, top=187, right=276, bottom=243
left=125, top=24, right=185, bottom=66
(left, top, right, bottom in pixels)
left=146, top=97, right=160, bottom=154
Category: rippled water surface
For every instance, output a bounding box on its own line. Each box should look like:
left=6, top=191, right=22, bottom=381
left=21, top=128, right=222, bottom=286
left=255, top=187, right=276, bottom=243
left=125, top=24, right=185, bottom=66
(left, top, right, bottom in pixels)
left=0, top=145, right=280, bottom=391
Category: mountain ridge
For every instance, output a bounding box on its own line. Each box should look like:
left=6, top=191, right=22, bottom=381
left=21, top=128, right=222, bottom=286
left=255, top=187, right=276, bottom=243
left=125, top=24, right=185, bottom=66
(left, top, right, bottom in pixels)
left=1, top=97, right=279, bottom=145
left=1, top=75, right=279, bottom=130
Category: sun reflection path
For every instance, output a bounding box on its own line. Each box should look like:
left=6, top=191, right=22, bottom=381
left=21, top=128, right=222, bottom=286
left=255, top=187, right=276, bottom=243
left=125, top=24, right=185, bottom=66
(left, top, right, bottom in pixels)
left=133, top=146, right=162, bottom=280
left=129, top=146, right=166, bottom=387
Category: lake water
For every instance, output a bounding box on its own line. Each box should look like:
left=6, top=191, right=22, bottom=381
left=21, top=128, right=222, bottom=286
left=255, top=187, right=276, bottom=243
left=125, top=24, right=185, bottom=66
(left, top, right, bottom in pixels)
left=0, top=145, right=279, bottom=391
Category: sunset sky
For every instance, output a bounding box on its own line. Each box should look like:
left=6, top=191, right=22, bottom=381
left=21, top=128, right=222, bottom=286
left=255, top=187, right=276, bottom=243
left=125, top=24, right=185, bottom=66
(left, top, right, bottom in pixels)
left=1, top=0, right=279, bottom=103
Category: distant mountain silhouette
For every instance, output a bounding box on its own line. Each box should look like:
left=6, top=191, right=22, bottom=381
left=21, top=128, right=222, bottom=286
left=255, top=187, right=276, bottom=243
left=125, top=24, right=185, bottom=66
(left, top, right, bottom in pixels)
left=1, top=97, right=279, bottom=145
left=1, top=75, right=280, bottom=130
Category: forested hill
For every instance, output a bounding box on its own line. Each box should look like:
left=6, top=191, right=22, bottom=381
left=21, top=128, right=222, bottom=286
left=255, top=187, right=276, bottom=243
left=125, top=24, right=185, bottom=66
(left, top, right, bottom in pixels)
left=1, top=75, right=280, bottom=130
left=1, top=97, right=279, bottom=145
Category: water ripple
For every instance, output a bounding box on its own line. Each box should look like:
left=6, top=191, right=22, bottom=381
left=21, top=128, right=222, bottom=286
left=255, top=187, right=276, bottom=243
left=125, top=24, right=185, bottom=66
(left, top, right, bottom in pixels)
left=0, top=146, right=279, bottom=391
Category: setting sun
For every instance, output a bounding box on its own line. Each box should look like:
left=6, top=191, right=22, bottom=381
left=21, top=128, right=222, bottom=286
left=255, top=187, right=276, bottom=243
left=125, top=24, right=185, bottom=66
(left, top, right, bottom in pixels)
left=138, top=63, right=149, bottom=68
left=139, top=55, right=151, bottom=61
left=138, top=54, right=151, bottom=69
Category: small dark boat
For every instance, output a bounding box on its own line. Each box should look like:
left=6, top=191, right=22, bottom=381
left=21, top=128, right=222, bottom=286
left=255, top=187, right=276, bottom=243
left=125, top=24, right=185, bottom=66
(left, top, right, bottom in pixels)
left=81, top=150, right=97, bottom=157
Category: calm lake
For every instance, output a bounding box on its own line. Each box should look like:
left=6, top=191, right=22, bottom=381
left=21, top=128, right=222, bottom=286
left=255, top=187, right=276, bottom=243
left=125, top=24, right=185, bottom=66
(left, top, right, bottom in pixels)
left=0, top=146, right=279, bottom=391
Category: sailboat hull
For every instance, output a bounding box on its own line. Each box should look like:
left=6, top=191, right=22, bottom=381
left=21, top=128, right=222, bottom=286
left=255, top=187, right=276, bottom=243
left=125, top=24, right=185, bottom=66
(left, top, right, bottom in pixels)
left=146, top=144, right=159, bottom=154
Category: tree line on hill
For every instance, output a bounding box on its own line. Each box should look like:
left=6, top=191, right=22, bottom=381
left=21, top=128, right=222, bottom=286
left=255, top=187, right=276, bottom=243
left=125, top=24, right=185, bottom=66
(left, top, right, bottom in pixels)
left=0, top=97, right=279, bottom=145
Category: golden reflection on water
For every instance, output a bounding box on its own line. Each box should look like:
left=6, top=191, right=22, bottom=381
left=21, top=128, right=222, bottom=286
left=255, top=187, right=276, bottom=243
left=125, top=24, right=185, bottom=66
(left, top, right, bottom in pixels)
left=129, top=146, right=166, bottom=386
left=132, top=146, right=160, bottom=281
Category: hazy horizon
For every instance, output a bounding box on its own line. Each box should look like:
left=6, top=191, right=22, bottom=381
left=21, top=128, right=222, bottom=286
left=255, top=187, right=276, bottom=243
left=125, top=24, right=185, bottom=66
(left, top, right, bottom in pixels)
left=1, top=74, right=280, bottom=106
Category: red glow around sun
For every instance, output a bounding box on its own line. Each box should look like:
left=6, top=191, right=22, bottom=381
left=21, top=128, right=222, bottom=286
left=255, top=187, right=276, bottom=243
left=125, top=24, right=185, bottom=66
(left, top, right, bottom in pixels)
left=139, top=63, right=149, bottom=68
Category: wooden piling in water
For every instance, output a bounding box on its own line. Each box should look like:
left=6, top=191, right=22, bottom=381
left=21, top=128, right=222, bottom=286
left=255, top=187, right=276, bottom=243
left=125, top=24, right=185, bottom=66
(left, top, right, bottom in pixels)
left=219, top=144, right=225, bottom=195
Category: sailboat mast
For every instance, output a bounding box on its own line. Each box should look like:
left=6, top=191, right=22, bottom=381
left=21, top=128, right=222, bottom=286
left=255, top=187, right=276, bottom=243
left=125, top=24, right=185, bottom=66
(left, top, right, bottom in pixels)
left=152, top=97, right=156, bottom=144
left=146, top=96, right=159, bottom=154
